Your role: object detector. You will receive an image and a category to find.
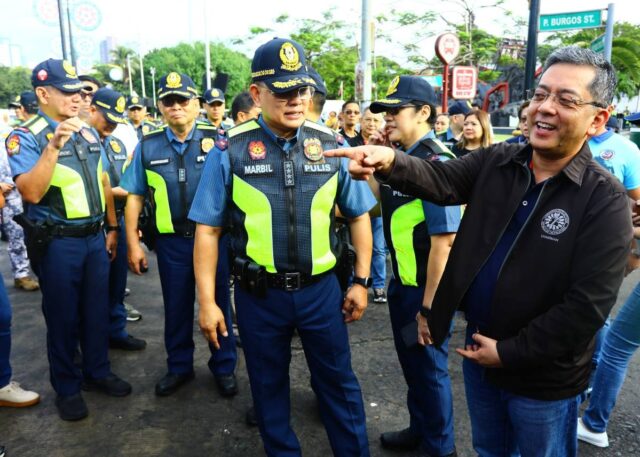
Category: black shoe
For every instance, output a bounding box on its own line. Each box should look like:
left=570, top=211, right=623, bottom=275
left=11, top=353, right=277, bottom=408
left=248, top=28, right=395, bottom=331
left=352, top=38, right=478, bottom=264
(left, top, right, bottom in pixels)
left=155, top=371, right=195, bottom=396
left=82, top=374, right=132, bottom=397
left=109, top=335, right=147, bottom=351
left=380, top=427, right=421, bottom=451
left=215, top=373, right=238, bottom=397
left=55, top=393, right=88, bottom=421
left=245, top=406, right=258, bottom=426
left=0, top=444, right=5, bottom=457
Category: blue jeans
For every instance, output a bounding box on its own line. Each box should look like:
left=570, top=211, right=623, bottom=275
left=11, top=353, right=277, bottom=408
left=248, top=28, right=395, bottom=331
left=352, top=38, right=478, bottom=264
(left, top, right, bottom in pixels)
left=463, top=327, right=578, bottom=457
left=0, top=278, right=12, bottom=388
left=583, top=280, right=640, bottom=433
left=370, top=216, right=386, bottom=289
left=387, top=279, right=455, bottom=456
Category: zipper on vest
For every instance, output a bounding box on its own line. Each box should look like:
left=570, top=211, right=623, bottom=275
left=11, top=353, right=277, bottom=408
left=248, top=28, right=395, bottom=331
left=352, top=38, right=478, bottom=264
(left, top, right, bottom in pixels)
left=76, top=140, right=101, bottom=216
left=177, top=152, right=188, bottom=224
left=283, top=153, right=298, bottom=269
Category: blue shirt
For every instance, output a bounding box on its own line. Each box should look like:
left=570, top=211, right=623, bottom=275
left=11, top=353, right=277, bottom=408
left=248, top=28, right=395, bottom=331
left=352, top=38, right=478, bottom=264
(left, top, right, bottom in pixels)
left=120, top=122, right=197, bottom=196
left=404, top=132, right=461, bottom=236
left=589, top=128, right=640, bottom=190
left=8, top=111, right=109, bottom=225
left=189, top=117, right=376, bottom=227
left=464, top=163, right=544, bottom=330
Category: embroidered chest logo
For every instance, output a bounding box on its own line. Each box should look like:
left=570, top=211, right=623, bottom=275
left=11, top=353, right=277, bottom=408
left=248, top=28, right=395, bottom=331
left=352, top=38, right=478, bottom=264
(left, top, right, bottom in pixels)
left=248, top=141, right=266, bottom=160
left=541, top=209, right=570, bottom=236
left=109, top=140, right=122, bottom=153
left=600, top=150, right=615, bottom=160
left=303, top=137, right=323, bottom=162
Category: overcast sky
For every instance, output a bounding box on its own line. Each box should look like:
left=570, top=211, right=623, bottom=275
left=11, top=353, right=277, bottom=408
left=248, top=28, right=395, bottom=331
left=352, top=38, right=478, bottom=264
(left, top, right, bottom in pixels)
left=2, top=0, right=636, bottom=69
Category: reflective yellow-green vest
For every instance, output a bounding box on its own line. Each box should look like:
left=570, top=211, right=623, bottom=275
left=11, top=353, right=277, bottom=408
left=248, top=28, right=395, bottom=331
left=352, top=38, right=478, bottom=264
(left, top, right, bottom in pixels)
left=24, top=115, right=106, bottom=222
left=139, top=123, right=218, bottom=234
left=380, top=138, right=456, bottom=287
left=227, top=119, right=342, bottom=275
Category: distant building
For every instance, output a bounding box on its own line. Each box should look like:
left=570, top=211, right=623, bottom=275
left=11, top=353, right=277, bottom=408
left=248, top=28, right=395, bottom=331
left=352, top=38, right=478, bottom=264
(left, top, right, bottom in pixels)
left=100, top=36, right=117, bottom=63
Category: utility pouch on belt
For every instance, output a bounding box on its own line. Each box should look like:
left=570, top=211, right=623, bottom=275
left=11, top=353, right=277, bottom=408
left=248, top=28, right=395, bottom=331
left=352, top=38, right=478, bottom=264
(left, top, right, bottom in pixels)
left=13, top=213, right=52, bottom=266
left=138, top=196, right=157, bottom=251
left=234, top=258, right=267, bottom=298
left=334, top=223, right=356, bottom=292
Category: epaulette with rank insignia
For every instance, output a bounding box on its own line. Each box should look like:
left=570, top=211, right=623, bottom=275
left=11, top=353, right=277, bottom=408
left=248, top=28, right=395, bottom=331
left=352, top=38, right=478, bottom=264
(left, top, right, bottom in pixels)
left=228, top=119, right=260, bottom=139
left=140, top=125, right=166, bottom=141
left=421, top=138, right=456, bottom=161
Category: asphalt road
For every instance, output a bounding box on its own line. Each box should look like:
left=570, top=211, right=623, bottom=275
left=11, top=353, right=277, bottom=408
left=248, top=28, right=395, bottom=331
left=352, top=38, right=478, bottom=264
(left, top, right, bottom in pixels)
left=1, top=250, right=639, bottom=456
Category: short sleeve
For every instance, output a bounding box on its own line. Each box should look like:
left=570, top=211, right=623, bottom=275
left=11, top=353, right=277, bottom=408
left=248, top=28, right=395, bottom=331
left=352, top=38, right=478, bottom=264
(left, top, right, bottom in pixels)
left=7, top=129, right=41, bottom=178
left=422, top=201, right=461, bottom=235
left=119, top=142, right=148, bottom=195
left=188, top=148, right=231, bottom=227
left=336, top=157, right=376, bottom=218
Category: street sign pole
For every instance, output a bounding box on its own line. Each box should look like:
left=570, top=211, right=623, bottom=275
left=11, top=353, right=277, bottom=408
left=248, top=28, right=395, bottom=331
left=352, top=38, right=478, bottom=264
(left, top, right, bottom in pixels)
left=604, top=3, right=614, bottom=62
left=524, top=0, right=540, bottom=98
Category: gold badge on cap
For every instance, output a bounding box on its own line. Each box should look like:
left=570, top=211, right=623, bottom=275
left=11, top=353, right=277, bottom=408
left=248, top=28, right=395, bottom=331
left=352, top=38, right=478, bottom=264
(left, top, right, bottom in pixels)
left=62, top=60, right=77, bottom=78
left=279, top=42, right=302, bottom=72
left=110, top=140, right=122, bottom=153
left=211, top=89, right=219, bottom=97
left=132, top=96, right=139, bottom=104
left=386, top=76, right=400, bottom=96
left=201, top=137, right=214, bottom=153
left=115, top=96, right=126, bottom=113
left=166, top=72, right=182, bottom=89
left=303, top=138, right=323, bottom=162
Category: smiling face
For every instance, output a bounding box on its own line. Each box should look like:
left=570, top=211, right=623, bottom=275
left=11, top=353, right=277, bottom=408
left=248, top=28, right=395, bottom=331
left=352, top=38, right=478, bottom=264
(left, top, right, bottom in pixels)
left=528, top=63, right=608, bottom=160
left=250, top=83, right=309, bottom=138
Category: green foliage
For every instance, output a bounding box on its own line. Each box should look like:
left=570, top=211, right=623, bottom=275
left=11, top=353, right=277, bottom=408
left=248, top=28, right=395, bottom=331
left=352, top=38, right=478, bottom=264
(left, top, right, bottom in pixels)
left=0, top=66, right=31, bottom=108
left=140, top=42, right=251, bottom=103
left=542, top=22, right=640, bottom=99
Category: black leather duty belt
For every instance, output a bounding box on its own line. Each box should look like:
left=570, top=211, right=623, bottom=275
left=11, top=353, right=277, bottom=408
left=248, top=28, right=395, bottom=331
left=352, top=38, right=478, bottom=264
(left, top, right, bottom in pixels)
left=265, top=270, right=332, bottom=291
left=50, top=221, right=103, bottom=237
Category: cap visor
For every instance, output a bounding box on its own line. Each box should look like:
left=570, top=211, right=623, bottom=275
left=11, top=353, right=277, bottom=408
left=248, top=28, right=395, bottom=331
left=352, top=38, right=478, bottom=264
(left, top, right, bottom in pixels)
left=8, top=102, right=20, bottom=108
left=204, top=98, right=224, bottom=104
left=369, top=98, right=410, bottom=114
left=262, top=74, right=316, bottom=94
left=158, top=90, right=196, bottom=100
left=105, top=111, right=128, bottom=124
left=128, top=104, right=144, bottom=109
left=54, top=81, right=85, bottom=93
left=625, top=112, right=640, bottom=122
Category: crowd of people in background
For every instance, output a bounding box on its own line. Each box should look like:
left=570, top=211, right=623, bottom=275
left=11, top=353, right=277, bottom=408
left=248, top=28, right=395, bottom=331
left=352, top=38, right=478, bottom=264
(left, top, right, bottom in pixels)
left=1, top=39, right=640, bottom=457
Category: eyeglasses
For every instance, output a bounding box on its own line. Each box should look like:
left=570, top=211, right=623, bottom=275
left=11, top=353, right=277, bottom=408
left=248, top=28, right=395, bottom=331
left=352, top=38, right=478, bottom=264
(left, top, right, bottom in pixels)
left=527, top=89, right=606, bottom=110
left=80, top=91, right=94, bottom=100
left=386, top=105, right=417, bottom=116
left=263, top=85, right=315, bottom=101
left=160, top=95, right=191, bottom=107
left=344, top=109, right=360, bottom=115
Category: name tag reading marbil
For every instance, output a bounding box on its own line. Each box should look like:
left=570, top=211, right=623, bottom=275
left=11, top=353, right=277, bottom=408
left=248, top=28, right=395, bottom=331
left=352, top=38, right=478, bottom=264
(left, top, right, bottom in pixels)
left=283, top=160, right=295, bottom=187
left=178, top=168, right=186, bottom=183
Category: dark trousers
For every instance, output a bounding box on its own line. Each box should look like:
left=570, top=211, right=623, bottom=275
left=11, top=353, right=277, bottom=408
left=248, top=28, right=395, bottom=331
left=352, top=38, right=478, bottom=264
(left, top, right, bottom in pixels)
left=108, top=216, right=128, bottom=340
left=0, top=278, right=12, bottom=388
left=387, top=278, right=455, bottom=456
left=155, top=234, right=236, bottom=375
left=35, top=233, right=111, bottom=396
left=235, top=273, right=369, bottom=457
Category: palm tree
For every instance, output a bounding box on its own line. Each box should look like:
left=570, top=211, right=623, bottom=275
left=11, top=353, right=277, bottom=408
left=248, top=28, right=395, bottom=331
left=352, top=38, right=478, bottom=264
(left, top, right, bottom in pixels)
left=110, top=46, right=139, bottom=91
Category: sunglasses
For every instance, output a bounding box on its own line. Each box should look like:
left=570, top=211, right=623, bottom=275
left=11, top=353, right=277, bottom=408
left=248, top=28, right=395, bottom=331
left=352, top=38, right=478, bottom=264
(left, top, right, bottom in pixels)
left=161, top=96, right=191, bottom=107
left=386, top=105, right=417, bottom=116
left=344, top=109, right=360, bottom=115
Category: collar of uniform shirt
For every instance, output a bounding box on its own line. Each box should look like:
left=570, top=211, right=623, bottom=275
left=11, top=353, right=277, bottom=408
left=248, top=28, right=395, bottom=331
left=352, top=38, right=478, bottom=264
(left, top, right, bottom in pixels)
left=256, top=114, right=299, bottom=154
left=402, top=130, right=436, bottom=156
left=165, top=123, right=197, bottom=154
left=590, top=127, right=615, bottom=144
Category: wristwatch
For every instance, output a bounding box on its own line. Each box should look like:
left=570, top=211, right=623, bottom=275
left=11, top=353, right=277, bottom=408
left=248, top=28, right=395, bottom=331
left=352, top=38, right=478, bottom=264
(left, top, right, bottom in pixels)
left=105, top=225, right=121, bottom=233
left=419, top=307, right=432, bottom=319
left=352, top=276, right=373, bottom=288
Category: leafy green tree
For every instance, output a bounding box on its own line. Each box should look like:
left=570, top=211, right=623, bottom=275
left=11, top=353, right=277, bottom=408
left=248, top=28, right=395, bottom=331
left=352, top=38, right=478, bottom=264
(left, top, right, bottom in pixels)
left=0, top=66, right=32, bottom=108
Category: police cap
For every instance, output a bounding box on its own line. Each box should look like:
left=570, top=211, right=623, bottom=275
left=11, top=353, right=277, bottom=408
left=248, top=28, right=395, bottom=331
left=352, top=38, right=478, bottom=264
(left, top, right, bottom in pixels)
left=625, top=111, right=640, bottom=123
left=448, top=100, right=471, bottom=116
left=31, top=59, right=84, bottom=93
left=157, top=72, right=199, bottom=100
left=251, top=38, right=315, bottom=93
left=203, top=88, right=225, bottom=104
left=370, top=75, right=437, bottom=114
left=92, top=88, right=128, bottom=124
left=127, top=95, right=145, bottom=109
left=8, top=95, right=21, bottom=108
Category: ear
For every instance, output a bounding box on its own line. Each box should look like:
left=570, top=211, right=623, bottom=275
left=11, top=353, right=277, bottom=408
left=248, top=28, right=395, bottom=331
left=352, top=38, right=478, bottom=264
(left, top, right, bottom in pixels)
left=249, top=84, right=262, bottom=108
left=587, top=108, right=609, bottom=136
left=35, top=87, right=48, bottom=105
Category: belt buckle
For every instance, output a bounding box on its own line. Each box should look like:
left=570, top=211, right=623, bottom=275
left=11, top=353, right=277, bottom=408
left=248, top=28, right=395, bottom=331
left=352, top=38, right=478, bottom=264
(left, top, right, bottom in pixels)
left=283, top=272, right=301, bottom=291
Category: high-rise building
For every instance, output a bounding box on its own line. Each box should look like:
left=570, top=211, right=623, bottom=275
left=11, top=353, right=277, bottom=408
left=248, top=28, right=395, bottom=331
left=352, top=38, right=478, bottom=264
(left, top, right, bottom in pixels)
left=100, top=36, right=117, bottom=63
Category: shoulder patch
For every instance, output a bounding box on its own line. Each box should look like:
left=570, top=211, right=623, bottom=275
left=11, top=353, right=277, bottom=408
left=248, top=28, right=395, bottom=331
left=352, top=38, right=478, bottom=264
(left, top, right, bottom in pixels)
left=142, top=125, right=166, bottom=140
left=6, top=134, right=21, bottom=156
left=228, top=119, right=260, bottom=139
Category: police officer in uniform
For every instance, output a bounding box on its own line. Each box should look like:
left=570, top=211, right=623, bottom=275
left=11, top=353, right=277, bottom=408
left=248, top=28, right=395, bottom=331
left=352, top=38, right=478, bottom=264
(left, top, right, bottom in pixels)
left=369, top=76, right=461, bottom=457
left=203, top=88, right=232, bottom=130
left=7, top=59, right=131, bottom=421
left=190, top=38, right=375, bottom=457
left=87, top=88, right=146, bottom=351
left=120, top=72, right=237, bottom=397
left=127, top=96, right=157, bottom=141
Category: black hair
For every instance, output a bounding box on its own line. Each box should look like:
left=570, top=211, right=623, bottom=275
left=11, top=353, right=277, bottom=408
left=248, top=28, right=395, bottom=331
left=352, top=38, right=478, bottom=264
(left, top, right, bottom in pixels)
left=78, top=75, right=103, bottom=88
left=230, top=91, right=256, bottom=123
left=341, top=100, right=359, bottom=112
left=414, top=102, right=438, bottom=126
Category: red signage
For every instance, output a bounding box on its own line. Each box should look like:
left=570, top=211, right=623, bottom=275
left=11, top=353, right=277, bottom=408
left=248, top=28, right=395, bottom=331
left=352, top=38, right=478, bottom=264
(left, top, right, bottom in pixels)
left=451, top=66, right=477, bottom=99
left=435, top=33, right=460, bottom=65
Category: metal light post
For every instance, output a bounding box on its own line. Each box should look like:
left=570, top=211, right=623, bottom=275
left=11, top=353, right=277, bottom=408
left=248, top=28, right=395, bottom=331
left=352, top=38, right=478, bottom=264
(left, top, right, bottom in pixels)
left=139, top=52, right=146, bottom=97
left=126, top=54, right=134, bottom=95
left=204, top=1, right=211, bottom=90
left=524, top=0, right=541, bottom=98
left=604, top=3, right=615, bottom=62
left=150, top=67, right=157, bottom=108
